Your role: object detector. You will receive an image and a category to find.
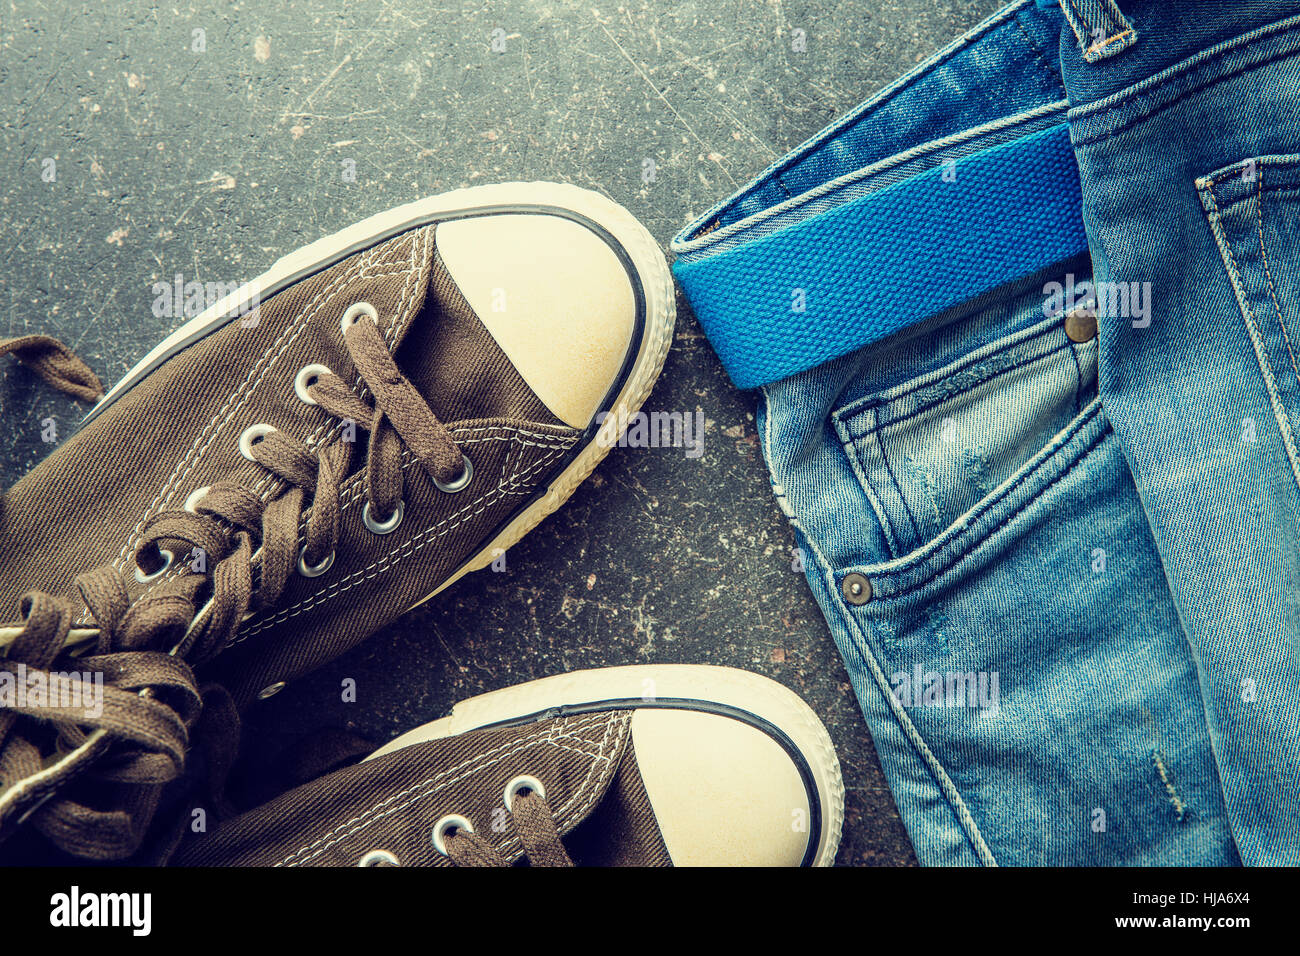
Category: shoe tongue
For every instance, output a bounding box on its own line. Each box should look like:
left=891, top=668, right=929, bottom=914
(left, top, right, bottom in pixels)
left=391, top=245, right=563, bottom=428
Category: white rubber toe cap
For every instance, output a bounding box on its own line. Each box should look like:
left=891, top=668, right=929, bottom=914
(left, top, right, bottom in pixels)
left=436, top=213, right=637, bottom=429
left=631, top=708, right=814, bottom=867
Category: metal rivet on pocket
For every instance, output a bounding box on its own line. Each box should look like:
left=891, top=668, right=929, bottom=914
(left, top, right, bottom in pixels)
left=1064, top=307, right=1098, bottom=343
left=257, top=681, right=286, bottom=700
left=842, top=573, right=872, bottom=605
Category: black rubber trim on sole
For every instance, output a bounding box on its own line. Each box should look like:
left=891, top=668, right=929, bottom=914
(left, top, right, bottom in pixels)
left=468, top=696, right=825, bottom=868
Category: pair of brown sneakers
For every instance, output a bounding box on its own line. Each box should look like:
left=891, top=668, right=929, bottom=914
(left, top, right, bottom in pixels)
left=0, top=184, right=843, bottom=866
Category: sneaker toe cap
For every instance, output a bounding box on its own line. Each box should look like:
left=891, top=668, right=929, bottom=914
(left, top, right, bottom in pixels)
left=631, top=708, right=817, bottom=866
left=436, top=212, right=638, bottom=429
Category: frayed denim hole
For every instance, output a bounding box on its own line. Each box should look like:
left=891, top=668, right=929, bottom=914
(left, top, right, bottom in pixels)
left=903, top=452, right=946, bottom=541
left=855, top=601, right=949, bottom=661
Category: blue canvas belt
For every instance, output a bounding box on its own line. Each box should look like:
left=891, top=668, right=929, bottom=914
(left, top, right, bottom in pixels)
left=671, top=122, right=1087, bottom=389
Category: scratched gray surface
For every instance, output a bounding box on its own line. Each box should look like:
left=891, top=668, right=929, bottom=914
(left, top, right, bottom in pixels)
left=0, top=0, right=1005, bottom=865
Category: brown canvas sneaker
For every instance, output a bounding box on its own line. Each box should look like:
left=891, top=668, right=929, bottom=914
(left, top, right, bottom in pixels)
left=172, top=665, right=845, bottom=867
left=0, top=183, right=674, bottom=859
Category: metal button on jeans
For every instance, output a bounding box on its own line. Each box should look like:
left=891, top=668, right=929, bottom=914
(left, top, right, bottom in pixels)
left=1064, top=307, right=1098, bottom=343
left=842, top=573, right=872, bottom=605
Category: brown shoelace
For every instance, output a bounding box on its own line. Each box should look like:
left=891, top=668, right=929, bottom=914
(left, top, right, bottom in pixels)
left=0, top=311, right=468, bottom=859
left=363, top=787, right=574, bottom=867
left=443, top=788, right=574, bottom=867
left=0, top=334, right=105, bottom=403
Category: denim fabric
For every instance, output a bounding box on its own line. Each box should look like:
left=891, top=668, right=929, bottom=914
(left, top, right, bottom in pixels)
left=671, top=0, right=1300, bottom=865
left=1062, top=2, right=1300, bottom=867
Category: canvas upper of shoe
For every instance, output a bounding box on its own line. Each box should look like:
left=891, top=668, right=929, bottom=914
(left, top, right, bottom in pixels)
left=0, top=186, right=673, bottom=861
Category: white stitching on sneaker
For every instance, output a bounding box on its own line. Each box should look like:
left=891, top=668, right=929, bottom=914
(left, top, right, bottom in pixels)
left=116, top=243, right=391, bottom=571
left=332, top=425, right=577, bottom=514
left=115, top=230, right=429, bottom=577
left=276, top=711, right=627, bottom=866
left=233, top=445, right=569, bottom=643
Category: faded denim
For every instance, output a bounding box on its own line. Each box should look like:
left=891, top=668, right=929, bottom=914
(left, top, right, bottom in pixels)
left=672, top=0, right=1300, bottom=865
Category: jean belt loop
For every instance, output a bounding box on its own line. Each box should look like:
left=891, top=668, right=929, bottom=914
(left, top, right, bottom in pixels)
left=1058, top=0, right=1137, bottom=63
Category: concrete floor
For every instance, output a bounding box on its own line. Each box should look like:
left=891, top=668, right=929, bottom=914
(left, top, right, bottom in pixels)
left=0, top=0, right=1006, bottom=865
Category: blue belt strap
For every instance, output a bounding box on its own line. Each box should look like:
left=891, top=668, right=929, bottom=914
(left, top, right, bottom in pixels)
left=672, top=122, right=1088, bottom=389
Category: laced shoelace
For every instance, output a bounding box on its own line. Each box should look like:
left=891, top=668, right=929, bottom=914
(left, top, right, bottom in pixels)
left=0, top=308, right=469, bottom=859
left=360, top=784, right=574, bottom=867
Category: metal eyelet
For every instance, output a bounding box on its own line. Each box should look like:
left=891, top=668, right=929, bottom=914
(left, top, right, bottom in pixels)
left=294, top=364, right=333, bottom=405
left=134, top=548, right=174, bottom=584
left=340, top=301, right=378, bottom=336
left=357, top=849, right=400, bottom=867
left=297, top=545, right=336, bottom=578
left=431, top=814, right=474, bottom=856
left=503, top=775, right=546, bottom=813
left=238, top=423, right=276, bottom=462
left=434, top=455, right=473, bottom=494
left=362, top=499, right=404, bottom=535
left=256, top=681, right=286, bottom=700
left=183, top=486, right=212, bottom=514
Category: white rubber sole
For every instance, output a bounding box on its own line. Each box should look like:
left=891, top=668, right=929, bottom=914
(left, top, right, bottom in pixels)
left=369, top=664, right=846, bottom=867
left=405, top=185, right=676, bottom=605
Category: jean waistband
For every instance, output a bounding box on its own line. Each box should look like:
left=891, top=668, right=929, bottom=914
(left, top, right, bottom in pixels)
left=669, top=0, right=1147, bottom=390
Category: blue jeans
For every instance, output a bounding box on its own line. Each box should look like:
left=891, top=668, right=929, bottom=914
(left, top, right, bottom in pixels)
left=672, top=0, right=1300, bottom=865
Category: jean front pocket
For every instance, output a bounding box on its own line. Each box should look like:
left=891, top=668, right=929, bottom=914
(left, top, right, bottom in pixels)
left=832, top=310, right=1098, bottom=560
left=821, top=309, right=1238, bottom=864
left=1198, top=154, right=1300, bottom=478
